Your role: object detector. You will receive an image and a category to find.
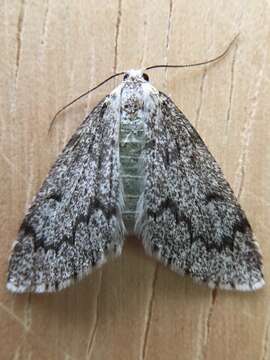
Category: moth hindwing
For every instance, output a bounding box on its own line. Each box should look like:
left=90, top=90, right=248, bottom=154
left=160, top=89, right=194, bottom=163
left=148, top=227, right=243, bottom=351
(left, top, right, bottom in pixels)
left=7, top=69, right=264, bottom=293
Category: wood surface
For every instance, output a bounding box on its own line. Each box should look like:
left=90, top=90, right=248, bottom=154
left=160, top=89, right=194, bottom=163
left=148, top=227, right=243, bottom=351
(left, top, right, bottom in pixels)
left=1, top=1, right=270, bottom=359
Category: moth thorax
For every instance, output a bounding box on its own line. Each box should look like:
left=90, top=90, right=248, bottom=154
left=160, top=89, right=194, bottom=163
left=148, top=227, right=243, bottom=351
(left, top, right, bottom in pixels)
left=121, top=91, right=144, bottom=116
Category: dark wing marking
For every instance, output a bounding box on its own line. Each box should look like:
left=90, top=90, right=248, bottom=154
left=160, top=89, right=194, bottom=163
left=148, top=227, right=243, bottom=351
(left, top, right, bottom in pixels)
left=137, top=91, right=264, bottom=291
left=7, top=95, right=125, bottom=293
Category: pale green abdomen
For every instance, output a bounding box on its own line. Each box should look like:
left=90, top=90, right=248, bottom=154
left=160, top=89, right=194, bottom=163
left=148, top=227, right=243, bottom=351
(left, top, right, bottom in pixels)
left=119, top=117, right=145, bottom=231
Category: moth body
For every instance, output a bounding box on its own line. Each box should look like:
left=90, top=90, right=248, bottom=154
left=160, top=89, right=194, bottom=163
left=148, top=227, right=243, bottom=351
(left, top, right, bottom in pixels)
left=118, top=70, right=150, bottom=230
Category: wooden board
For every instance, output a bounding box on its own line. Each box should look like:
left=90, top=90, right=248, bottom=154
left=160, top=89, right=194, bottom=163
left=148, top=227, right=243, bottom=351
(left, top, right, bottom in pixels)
left=1, top=1, right=269, bottom=359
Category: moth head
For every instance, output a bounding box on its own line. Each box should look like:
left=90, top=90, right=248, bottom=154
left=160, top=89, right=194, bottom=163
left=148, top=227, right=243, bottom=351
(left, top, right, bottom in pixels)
left=123, top=69, right=149, bottom=82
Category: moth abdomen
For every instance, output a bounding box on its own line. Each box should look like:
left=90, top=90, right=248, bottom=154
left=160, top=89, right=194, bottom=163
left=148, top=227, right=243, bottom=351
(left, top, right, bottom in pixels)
left=119, top=108, right=146, bottom=230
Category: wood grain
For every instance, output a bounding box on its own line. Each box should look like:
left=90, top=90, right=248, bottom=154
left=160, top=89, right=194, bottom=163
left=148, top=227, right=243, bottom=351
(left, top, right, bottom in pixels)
left=1, top=1, right=269, bottom=359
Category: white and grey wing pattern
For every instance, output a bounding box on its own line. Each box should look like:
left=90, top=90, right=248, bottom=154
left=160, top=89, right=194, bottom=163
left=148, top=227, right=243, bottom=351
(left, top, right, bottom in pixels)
left=7, top=95, right=125, bottom=293
left=137, top=91, right=264, bottom=291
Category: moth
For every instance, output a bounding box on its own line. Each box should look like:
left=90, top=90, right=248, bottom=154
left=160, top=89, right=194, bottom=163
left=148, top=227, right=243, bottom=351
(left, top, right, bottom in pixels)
left=7, top=41, right=264, bottom=293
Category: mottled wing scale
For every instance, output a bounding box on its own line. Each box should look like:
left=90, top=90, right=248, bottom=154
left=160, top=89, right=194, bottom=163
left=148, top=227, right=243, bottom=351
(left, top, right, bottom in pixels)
left=7, top=95, right=125, bottom=293
left=136, top=91, right=264, bottom=291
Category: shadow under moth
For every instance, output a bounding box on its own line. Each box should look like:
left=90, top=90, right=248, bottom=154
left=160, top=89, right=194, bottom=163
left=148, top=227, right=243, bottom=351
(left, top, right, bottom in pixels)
left=6, top=37, right=264, bottom=293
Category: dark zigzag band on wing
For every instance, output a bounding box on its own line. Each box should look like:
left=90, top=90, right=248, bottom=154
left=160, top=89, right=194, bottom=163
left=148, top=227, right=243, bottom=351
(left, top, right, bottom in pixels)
left=146, top=196, right=253, bottom=253
left=7, top=96, right=125, bottom=293
left=137, top=91, right=264, bottom=291
left=18, top=198, right=121, bottom=253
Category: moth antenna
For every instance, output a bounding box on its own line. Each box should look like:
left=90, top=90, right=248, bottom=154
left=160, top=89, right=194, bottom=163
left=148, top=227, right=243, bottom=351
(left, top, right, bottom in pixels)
left=49, top=35, right=239, bottom=133
left=49, top=71, right=125, bottom=133
left=145, top=33, right=240, bottom=71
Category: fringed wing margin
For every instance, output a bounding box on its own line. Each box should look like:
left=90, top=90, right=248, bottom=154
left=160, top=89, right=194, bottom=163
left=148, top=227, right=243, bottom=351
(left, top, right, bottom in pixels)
left=7, top=95, right=125, bottom=293
left=136, top=91, right=264, bottom=291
